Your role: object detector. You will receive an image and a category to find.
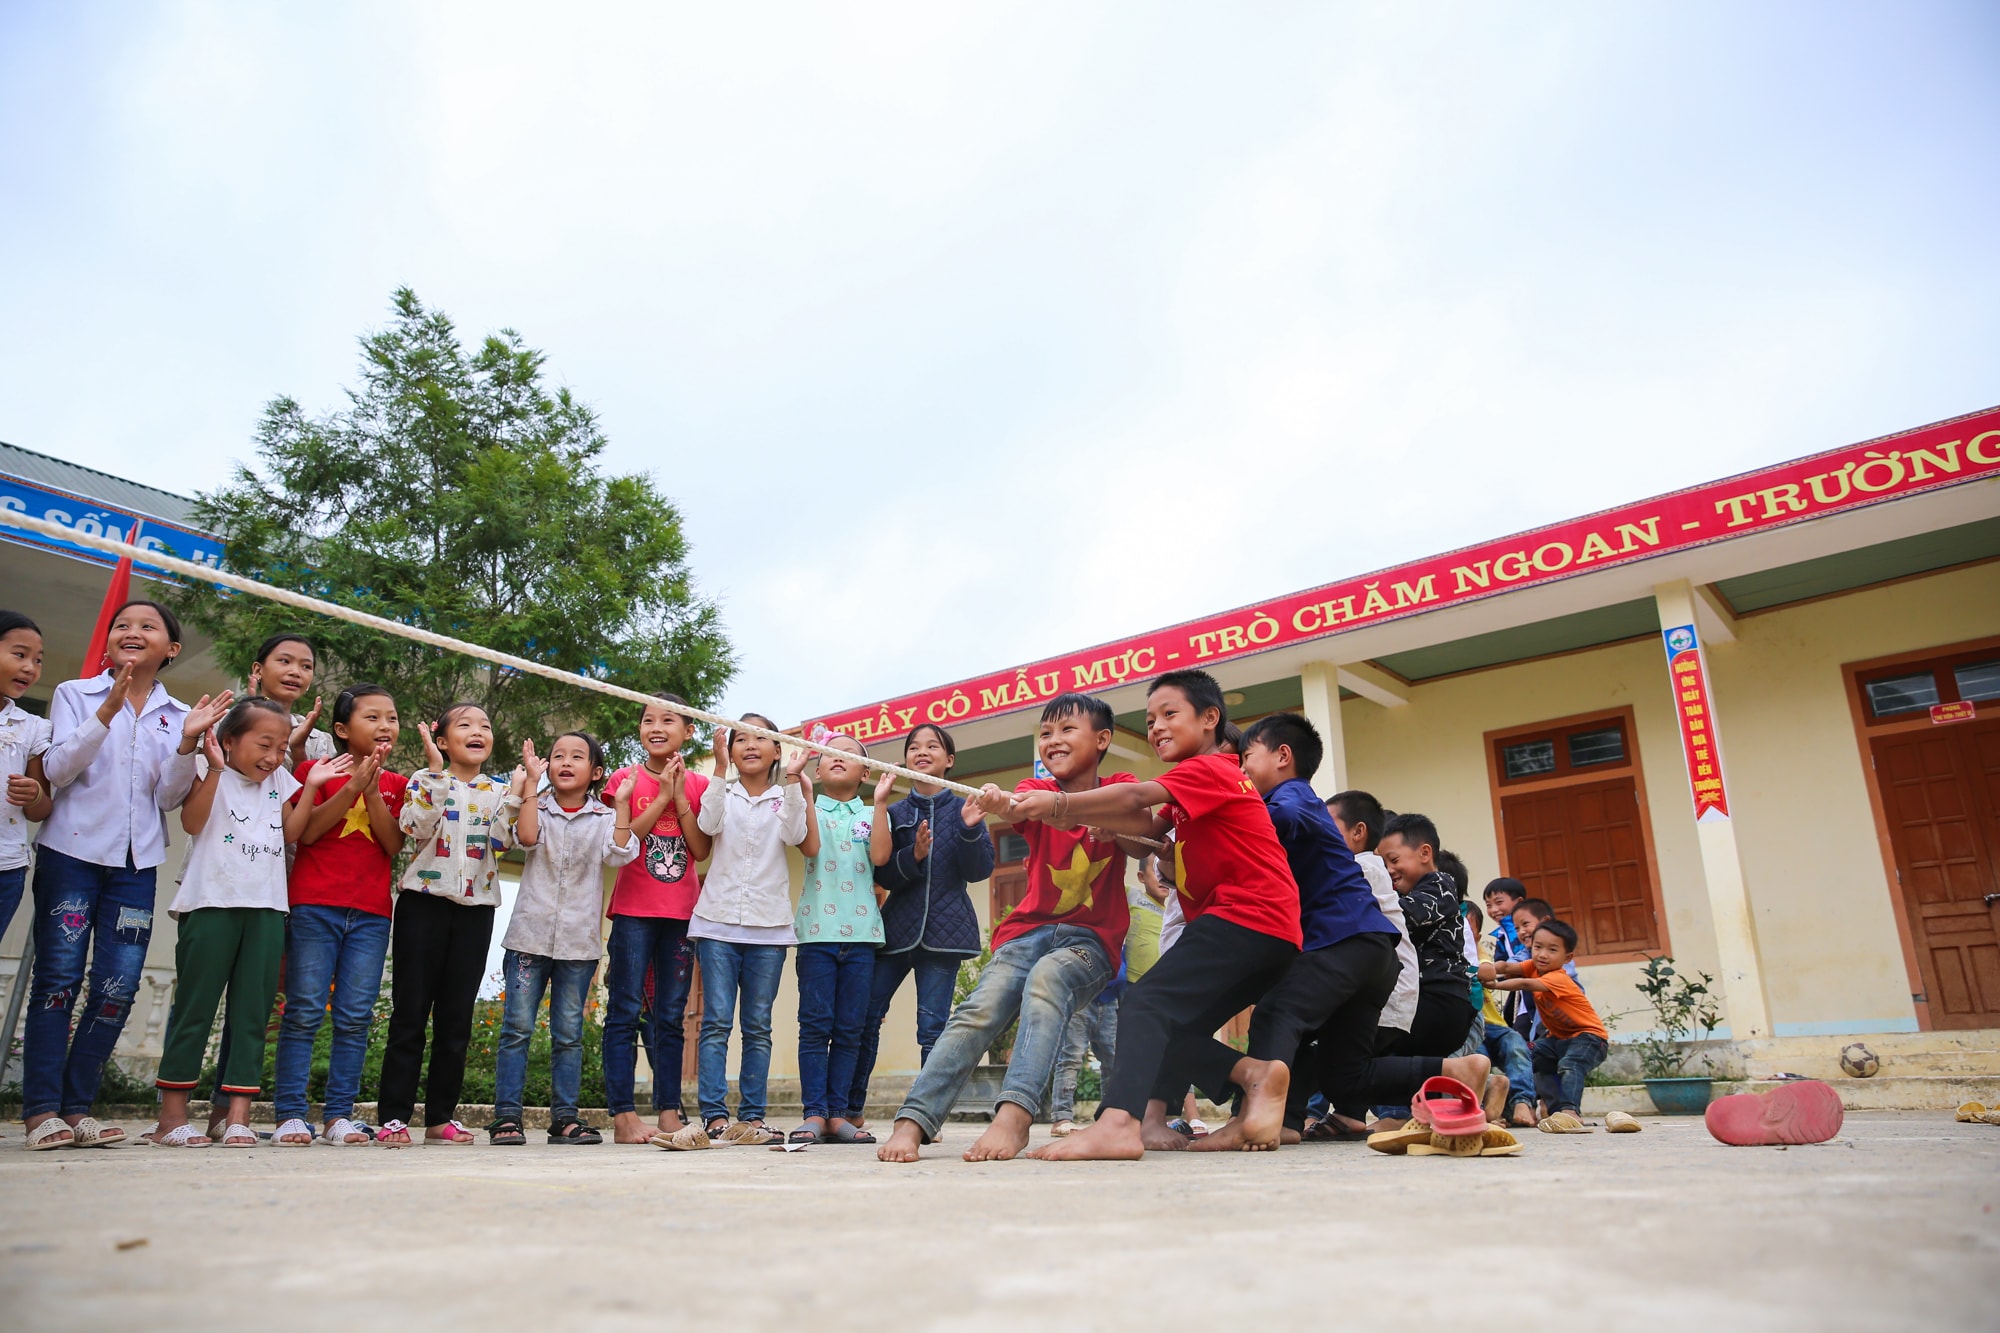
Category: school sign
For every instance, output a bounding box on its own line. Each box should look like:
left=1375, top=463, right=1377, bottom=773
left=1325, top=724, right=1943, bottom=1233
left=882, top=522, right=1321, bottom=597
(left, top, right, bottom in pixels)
left=812, top=405, right=2000, bottom=744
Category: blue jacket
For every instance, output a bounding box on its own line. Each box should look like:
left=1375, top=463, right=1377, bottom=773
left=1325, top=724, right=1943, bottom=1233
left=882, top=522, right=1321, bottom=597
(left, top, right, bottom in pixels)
left=875, top=788, right=994, bottom=955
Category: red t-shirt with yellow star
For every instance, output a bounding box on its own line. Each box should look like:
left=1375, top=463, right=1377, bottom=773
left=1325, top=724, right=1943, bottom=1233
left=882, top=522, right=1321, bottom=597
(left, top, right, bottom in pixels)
left=288, top=760, right=410, bottom=917
left=1157, top=752, right=1303, bottom=947
left=992, top=773, right=1137, bottom=966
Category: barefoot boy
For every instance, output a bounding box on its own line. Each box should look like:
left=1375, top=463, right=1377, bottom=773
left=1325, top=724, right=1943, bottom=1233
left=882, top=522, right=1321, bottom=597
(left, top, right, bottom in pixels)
left=1007, top=670, right=1302, bottom=1160
left=877, top=694, right=1136, bottom=1163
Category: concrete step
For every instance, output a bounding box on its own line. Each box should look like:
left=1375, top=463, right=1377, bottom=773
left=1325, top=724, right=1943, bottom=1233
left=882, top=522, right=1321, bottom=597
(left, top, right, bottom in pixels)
left=1733, top=1030, right=2000, bottom=1081
left=1585, top=1073, right=2000, bottom=1116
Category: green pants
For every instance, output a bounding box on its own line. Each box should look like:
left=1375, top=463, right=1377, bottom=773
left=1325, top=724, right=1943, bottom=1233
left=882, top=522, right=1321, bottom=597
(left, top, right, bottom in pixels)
left=156, top=907, right=286, bottom=1096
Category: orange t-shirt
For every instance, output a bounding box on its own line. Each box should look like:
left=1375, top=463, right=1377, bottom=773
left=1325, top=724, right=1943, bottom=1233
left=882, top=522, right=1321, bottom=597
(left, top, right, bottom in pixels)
left=1522, top=962, right=1607, bottom=1040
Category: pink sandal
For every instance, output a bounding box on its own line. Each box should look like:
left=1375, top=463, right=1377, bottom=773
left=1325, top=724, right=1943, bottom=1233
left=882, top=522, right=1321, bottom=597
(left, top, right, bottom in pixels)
left=1409, top=1076, right=1488, bottom=1138
left=426, top=1120, right=478, bottom=1145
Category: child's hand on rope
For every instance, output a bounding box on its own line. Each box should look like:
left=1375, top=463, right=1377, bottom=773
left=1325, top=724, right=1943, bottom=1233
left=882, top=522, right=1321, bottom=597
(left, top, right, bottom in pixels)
left=783, top=745, right=811, bottom=784
left=971, top=783, right=1010, bottom=816
left=1007, top=789, right=1059, bottom=824
left=873, top=771, right=897, bottom=806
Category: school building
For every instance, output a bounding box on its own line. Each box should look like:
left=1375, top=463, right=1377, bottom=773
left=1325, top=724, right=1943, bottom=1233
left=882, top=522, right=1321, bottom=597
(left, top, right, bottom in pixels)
left=806, top=404, right=2000, bottom=1103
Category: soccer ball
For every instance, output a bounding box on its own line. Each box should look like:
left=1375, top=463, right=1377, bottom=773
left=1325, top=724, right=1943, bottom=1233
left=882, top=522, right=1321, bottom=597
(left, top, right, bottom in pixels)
left=1839, top=1042, right=1880, bottom=1078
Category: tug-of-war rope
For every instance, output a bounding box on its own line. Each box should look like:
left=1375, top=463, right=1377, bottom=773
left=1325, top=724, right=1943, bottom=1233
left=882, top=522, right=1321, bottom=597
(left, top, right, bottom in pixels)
left=1, top=508, right=1162, bottom=849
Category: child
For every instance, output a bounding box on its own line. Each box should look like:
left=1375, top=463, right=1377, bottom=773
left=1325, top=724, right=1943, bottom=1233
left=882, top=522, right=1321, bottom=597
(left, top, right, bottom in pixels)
left=600, top=695, right=712, bottom=1145
left=1220, top=715, right=1488, bottom=1151
left=0, top=610, right=53, bottom=943
left=846, top=722, right=995, bottom=1123
left=25, top=600, right=223, bottom=1150
left=378, top=702, right=525, bottom=1146
left=244, top=631, right=337, bottom=768
left=788, top=732, right=884, bottom=1145
left=1479, top=877, right=1537, bottom=1126
left=490, top=733, right=638, bottom=1146
left=672, top=715, right=809, bottom=1149
left=1511, top=895, right=1585, bottom=1043
left=148, top=698, right=333, bottom=1145
left=1327, top=790, right=1418, bottom=1045
left=1007, top=670, right=1302, bottom=1161
left=1486, top=917, right=1608, bottom=1132
left=270, top=684, right=408, bottom=1146
left=877, top=695, right=1130, bottom=1164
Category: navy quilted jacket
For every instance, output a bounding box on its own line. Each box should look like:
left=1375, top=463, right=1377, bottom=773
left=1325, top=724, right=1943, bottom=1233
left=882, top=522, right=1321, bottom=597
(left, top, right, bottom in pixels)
left=876, top=788, right=994, bottom=955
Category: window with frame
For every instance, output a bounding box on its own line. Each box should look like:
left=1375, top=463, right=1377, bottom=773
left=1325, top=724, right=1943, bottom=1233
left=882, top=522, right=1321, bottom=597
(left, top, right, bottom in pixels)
left=1859, top=650, right=2000, bottom=721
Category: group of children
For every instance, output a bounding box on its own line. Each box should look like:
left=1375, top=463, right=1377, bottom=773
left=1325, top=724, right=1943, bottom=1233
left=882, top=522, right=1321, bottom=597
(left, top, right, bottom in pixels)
left=4, top=595, right=1611, bottom=1157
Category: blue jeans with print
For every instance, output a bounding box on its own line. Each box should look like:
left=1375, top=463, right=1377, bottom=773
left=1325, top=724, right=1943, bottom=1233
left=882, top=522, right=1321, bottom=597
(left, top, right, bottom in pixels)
left=1484, top=1021, right=1536, bottom=1113
left=694, top=939, right=787, bottom=1124
left=22, top=848, right=156, bottom=1118
left=896, top=924, right=1113, bottom=1141
left=846, top=946, right=962, bottom=1117
left=795, top=942, right=876, bottom=1121
left=273, top=905, right=392, bottom=1125
left=601, top=915, right=694, bottom=1116
left=494, top=951, right=600, bottom=1122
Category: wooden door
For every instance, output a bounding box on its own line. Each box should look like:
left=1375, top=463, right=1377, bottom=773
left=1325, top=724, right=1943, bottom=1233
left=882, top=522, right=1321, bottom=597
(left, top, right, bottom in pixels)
left=1500, top=776, right=1658, bottom=956
left=1870, top=718, right=2000, bottom=1028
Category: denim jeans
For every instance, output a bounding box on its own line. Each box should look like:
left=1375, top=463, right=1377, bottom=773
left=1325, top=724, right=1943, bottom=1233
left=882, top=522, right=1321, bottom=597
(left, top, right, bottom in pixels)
left=693, top=938, right=786, bottom=1123
left=494, top=950, right=600, bottom=1122
left=896, top=924, right=1112, bottom=1141
left=0, top=864, right=24, bottom=943
left=272, top=904, right=391, bottom=1125
left=795, top=942, right=876, bottom=1121
left=1532, top=1032, right=1609, bottom=1115
left=1048, top=991, right=1119, bottom=1124
left=22, top=848, right=156, bottom=1117
left=601, top=915, right=694, bottom=1116
left=1484, top=1021, right=1536, bottom=1113
left=846, top=945, right=962, bottom=1118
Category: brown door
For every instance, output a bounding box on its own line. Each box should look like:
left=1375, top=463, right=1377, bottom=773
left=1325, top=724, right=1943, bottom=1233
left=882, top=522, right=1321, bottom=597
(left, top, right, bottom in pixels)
left=1501, top=776, right=1659, bottom=956
left=1870, top=717, right=2000, bottom=1029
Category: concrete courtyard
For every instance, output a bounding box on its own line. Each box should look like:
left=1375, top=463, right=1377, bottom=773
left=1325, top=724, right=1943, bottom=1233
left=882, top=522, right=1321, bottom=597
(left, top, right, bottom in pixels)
left=2, top=1111, right=1996, bottom=1330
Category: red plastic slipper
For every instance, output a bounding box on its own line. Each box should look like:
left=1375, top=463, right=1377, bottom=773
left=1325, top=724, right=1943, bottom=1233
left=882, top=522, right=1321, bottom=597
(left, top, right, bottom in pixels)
left=1409, top=1076, right=1488, bottom=1138
left=1705, top=1080, right=1844, bottom=1146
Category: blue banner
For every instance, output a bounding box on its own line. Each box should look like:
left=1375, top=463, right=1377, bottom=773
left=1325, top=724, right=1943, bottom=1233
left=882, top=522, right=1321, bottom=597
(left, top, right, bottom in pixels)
left=0, top=471, right=225, bottom=576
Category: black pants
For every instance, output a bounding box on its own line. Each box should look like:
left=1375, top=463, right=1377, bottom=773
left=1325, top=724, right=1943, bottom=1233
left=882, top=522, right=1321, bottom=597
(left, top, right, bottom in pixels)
left=1247, top=932, right=1401, bottom=1131
left=1331, top=982, right=1475, bottom=1118
left=379, top=893, right=495, bottom=1126
left=1100, top=914, right=1297, bottom=1118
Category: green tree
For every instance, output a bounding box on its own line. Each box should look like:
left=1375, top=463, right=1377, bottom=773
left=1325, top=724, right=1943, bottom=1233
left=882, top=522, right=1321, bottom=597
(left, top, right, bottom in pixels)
left=171, top=288, right=733, bottom=766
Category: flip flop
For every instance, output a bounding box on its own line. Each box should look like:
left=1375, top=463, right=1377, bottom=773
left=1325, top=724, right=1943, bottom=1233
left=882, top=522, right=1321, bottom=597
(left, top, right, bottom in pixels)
left=1409, top=1077, right=1487, bottom=1138
left=150, top=1123, right=211, bottom=1148
left=25, top=1119, right=73, bottom=1151
left=1705, top=1080, right=1844, bottom=1147
left=220, top=1123, right=258, bottom=1148
left=1605, top=1111, right=1642, bottom=1134
left=1955, top=1102, right=1988, bottom=1123
left=1366, top=1124, right=1433, bottom=1155
left=787, top=1126, right=823, bottom=1145
left=825, top=1120, right=877, bottom=1145
left=70, top=1117, right=128, bottom=1148
left=654, top=1123, right=711, bottom=1151
left=1537, top=1111, right=1593, bottom=1133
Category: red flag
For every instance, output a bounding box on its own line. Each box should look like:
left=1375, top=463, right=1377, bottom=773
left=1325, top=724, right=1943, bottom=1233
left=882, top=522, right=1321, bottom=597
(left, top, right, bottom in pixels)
left=79, top=520, right=142, bottom=679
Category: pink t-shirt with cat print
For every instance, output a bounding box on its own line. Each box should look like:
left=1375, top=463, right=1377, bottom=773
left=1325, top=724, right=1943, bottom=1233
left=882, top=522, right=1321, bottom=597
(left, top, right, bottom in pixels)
left=601, top=765, right=709, bottom=918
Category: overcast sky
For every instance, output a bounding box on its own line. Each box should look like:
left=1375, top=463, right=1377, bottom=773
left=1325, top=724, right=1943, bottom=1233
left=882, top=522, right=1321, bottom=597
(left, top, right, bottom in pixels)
left=3, top=3, right=1996, bottom=726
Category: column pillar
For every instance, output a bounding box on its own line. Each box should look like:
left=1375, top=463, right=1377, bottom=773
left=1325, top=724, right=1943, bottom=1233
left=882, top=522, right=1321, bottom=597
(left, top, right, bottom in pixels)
left=1298, top=661, right=1347, bottom=797
left=1654, top=579, right=1772, bottom=1039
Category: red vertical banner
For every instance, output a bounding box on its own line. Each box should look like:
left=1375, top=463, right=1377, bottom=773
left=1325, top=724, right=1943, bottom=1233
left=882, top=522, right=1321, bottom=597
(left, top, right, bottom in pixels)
left=1662, top=623, right=1729, bottom=821
left=79, top=519, right=141, bottom=679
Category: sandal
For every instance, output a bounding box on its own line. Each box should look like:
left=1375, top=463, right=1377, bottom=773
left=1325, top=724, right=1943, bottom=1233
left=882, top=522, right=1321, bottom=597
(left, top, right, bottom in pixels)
left=787, top=1125, right=823, bottom=1145
left=220, top=1123, right=258, bottom=1148
left=1955, top=1101, right=1989, bottom=1123
left=721, top=1120, right=780, bottom=1146
left=549, top=1119, right=602, bottom=1145
left=487, top=1118, right=527, bottom=1147
left=1537, top=1111, right=1593, bottom=1133
left=150, top=1123, right=212, bottom=1148
left=70, top=1116, right=128, bottom=1148
left=1050, top=1119, right=1077, bottom=1138
left=25, top=1119, right=74, bottom=1151
left=825, top=1119, right=877, bottom=1145
left=376, top=1119, right=414, bottom=1147
left=274, top=1118, right=316, bottom=1146
left=321, top=1118, right=370, bottom=1146
left=426, top=1120, right=478, bottom=1144
left=1365, top=1124, right=1433, bottom=1155
left=653, top=1123, right=711, bottom=1151
left=1605, top=1111, right=1643, bottom=1134
left=1408, top=1127, right=1523, bottom=1158
left=1409, top=1077, right=1487, bottom=1138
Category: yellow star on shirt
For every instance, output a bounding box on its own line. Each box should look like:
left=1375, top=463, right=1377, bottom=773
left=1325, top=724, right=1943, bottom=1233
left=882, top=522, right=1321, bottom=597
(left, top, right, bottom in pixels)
left=1173, top=841, right=1193, bottom=900
left=1051, top=845, right=1113, bottom=915
left=339, top=797, right=376, bottom=842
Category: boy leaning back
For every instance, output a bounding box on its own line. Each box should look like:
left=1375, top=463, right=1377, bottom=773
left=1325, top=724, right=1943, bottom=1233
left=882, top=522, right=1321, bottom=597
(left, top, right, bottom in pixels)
left=877, top=694, right=1137, bottom=1163
left=1010, top=670, right=1302, bottom=1160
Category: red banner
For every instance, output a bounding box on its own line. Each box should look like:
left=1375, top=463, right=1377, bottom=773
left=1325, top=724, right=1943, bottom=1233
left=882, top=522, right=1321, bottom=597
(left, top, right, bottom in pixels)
left=1662, top=624, right=1728, bottom=820
left=811, top=404, right=2000, bottom=745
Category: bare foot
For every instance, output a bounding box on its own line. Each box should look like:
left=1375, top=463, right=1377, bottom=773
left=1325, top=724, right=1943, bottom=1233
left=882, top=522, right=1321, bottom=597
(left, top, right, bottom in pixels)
left=877, top=1118, right=926, bottom=1163
left=1331, top=1113, right=1370, bottom=1135
left=1281, top=1126, right=1301, bottom=1145
left=1140, top=1102, right=1188, bottom=1152
left=1441, top=1052, right=1492, bottom=1104
left=1511, top=1102, right=1538, bottom=1128
left=656, top=1109, right=687, bottom=1135
left=206, top=1108, right=228, bottom=1139
left=1481, top=1072, right=1509, bottom=1125
left=1028, top=1109, right=1145, bottom=1161
left=1189, top=1058, right=1288, bottom=1151
left=614, top=1112, right=656, bottom=1144
left=964, top=1105, right=1032, bottom=1162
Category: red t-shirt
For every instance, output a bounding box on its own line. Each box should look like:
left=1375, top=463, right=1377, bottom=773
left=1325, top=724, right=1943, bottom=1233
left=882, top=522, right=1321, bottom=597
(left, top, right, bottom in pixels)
left=1156, top=752, right=1302, bottom=947
left=601, top=765, right=709, bottom=918
left=288, top=760, right=410, bottom=917
left=992, top=774, right=1137, bottom=965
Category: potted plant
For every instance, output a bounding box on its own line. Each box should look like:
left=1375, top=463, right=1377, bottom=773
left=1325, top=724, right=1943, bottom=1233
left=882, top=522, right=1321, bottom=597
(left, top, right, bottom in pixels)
left=1634, top=955, right=1723, bottom=1114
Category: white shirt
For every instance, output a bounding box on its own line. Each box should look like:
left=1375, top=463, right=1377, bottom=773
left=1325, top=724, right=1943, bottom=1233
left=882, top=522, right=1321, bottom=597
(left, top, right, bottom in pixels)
left=1160, top=890, right=1186, bottom=953
left=1357, top=850, right=1419, bottom=1034
left=39, top=672, right=199, bottom=870
left=169, top=765, right=301, bottom=918
left=0, top=700, right=53, bottom=871
left=502, top=794, right=639, bottom=961
left=689, top=778, right=807, bottom=940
